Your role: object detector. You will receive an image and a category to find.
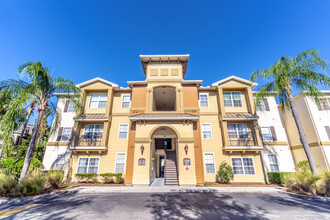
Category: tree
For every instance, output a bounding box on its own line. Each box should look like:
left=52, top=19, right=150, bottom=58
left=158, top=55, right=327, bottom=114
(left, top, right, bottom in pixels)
left=0, top=61, right=81, bottom=182
left=251, top=49, right=329, bottom=174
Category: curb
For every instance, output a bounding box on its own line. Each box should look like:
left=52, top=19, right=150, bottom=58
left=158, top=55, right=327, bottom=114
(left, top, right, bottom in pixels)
left=279, top=190, right=330, bottom=203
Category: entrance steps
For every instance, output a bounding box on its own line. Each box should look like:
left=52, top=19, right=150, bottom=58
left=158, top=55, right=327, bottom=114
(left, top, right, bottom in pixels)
left=165, top=151, right=179, bottom=185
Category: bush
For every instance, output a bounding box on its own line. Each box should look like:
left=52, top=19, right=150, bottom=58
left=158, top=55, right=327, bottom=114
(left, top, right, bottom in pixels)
left=18, top=170, right=46, bottom=196
left=75, top=173, right=98, bottom=183
left=100, top=173, right=123, bottom=184
left=46, top=170, right=64, bottom=189
left=268, top=172, right=293, bottom=184
left=316, top=171, right=330, bottom=197
left=216, top=161, right=234, bottom=184
left=297, top=160, right=311, bottom=172
left=0, top=172, right=18, bottom=197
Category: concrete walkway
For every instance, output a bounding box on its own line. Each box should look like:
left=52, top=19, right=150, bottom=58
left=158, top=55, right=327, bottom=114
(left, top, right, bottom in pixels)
left=66, top=185, right=284, bottom=194
left=149, top=178, right=165, bottom=187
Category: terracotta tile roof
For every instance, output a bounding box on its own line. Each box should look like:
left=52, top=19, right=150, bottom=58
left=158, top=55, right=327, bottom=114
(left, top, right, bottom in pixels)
left=129, top=113, right=199, bottom=120
left=222, top=112, right=258, bottom=120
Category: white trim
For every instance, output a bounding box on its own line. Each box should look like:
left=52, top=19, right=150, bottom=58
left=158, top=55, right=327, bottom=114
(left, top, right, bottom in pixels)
left=76, top=157, right=100, bottom=174
left=69, top=146, right=107, bottom=150
left=60, top=127, right=72, bottom=142
left=201, top=123, right=212, bottom=139
left=76, top=77, right=119, bottom=88
left=114, top=152, right=127, bottom=174
left=261, top=126, right=273, bottom=141
left=199, top=93, right=209, bottom=108
left=74, top=118, right=108, bottom=122
left=224, top=146, right=263, bottom=150
left=223, top=91, right=243, bottom=108
left=88, top=93, right=108, bottom=109
left=212, top=75, right=258, bottom=88
left=181, top=80, right=203, bottom=85
left=203, top=152, right=216, bottom=174
left=129, top=116, right=199, bottom=121
left=318, top=97, right=330, bottom=110
left=122, top=94, right=131, bottom=108
left=118, top=124, right=129, bottom=139
left=231, top=157, right=256, bottom=175
left=222, top=117, right=258, bottom=121
left=54, top=93, right=76, bottom=96
left=127, top=81, right=148, bottom=86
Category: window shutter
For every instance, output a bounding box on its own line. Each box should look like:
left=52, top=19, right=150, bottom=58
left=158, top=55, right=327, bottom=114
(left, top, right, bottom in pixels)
left=270, top=126, right=277, bottom=141
left=325, top=126, right=330, bottom=140
left=316, top=100, right=323, bottom=111
left=64, top=100, right=70, bottom=112
left=56, top=127, right=63, bottom=142
left=264, top=98, right=270, bottom=111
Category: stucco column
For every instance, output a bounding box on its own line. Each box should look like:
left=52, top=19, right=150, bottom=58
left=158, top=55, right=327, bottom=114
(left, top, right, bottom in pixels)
left=246, top=87, right=255, bottom=114
left=101, top=121, right=110, bottom=146
left=146, top=88, right=153, bottom=112
left=217, top=87, right=225, bottom=115
left=253, top=121, right=263, bottom=146
left=105, top=88, right=113, bottom=117
left=221, top=121, right=229, bottom=146
left=176, top=88, right=183, bottom=112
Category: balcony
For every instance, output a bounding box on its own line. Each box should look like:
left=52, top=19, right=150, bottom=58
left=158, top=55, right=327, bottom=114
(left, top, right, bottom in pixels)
left=224, top=132, right=263, bottom=152
left=69, top=136, right=107, bottom=153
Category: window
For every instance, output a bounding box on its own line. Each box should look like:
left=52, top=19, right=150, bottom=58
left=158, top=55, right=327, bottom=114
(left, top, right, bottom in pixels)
left=223, top=92, right=242, bottom=107
left=254, top=98, right=266, bottom=111
left=115, top=153, right=126, bottom=173
left=67, top=100, right=76, bottom=112
left=83, top=124, right=103, bottom=139
left=138, top=158, right=146, bottom=166
left=199, top=94, right=209, bottom=107
left=77, top=158, right=99, bottom=173
left=59, top=127, right=72, bottom=142
left=89, top=93, right=107, bottom=109
left=202, top=124, right=212, bottom=139
left=268, top=155, right=279, bottom=172
left=122, top=95, right=131, bottom=108
left=204, top=153, right=215, bottom=174
left=118, top=124, right=129, bottom=139
left=227, top=124, right=248, bottom=139
left=231, top=158, right=255, bottom=175
left=319, top=98, right=330, bottom=110
left=54, top=154, right=65, bottom=170
left=261, top=127, right=273, bottom=141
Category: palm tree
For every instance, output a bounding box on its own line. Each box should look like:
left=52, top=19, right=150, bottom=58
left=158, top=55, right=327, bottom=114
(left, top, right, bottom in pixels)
left=0, top=61, right=81, bottom=182
left=251, top=49, right=329, bottom=174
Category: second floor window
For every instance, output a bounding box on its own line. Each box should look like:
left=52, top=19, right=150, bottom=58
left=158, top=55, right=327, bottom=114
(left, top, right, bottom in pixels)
left=83, top=124, right=103, bottom=139
left=202, top=124, right=212, bottom=139
left=56, top=127, right=72, bottom=142
left=64, top=99, right=76, bottom=113
left=89, top=93, right=107, bottom=109
left=119, top=124, right=129, bottom=139
left=261, top=127, right=273, bottom=141
left=319, top=98, right=330, bottom=110
left=122, top=95, right=131, bottom=108
left=223, top=92, right=242, bottom=107
left=228, top=124, right=248, bottom=139
left=199, top=94, right=209, bottom=107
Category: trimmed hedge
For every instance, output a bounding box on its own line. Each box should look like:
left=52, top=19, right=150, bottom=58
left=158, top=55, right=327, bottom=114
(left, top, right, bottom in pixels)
left=75, top=173, right=98, bottom=183
left=100, top=173, right=123, bottom=184
left=268, top=172, right=293, bottom=184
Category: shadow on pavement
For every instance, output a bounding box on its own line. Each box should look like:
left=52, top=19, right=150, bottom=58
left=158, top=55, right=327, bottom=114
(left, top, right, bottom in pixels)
left=145, top=192, right=268, bottom=220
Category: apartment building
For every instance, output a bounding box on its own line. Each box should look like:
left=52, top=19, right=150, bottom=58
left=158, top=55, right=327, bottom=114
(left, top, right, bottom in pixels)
left=43, top=54, right=283, bottom=185
left=254, top=95, right=295, bottom=173
left=280, top=92, right=330, bottom=171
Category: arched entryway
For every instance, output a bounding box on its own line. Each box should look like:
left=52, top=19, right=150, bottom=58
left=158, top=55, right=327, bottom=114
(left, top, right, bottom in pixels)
left=150, top=126, right=179, bottom=186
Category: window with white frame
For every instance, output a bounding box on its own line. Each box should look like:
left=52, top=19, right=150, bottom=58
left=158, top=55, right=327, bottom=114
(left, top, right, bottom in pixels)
left=122, top=95, right=131, bottom=108
left=202, top=124, right=212, bottom=139
left=67, top=100, right=76, bottom=112
left=77, top=158, right=99, bottom=173
left=268, top=155, right=279, bottom=172
left=199, top=94, right=209, bottom=107
left=60, top=127, right=72, bottom=141
left=254, top=98, right=266, bottom=111
left=115, top=153, right=126, bottom=173
left=223, top=92, right=242, bottom=107
left=118, top=124, right=129, bottom=139
left=204, top=153, right=215, bottom=174
left=261, top=127, right=273, bottom=141
left=319, top=98, right=330, bottom=110
left=231, top=158, right=255, bottom=175
left=89, top=93, right=107, bottom=109
left=54, top=154, right=65, bottom=170
left=83, top=124, right=103, bottom=139
left=227, top=124, right=249, bottom=139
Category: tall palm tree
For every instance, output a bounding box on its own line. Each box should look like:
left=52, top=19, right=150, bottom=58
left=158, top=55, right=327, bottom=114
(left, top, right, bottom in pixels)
left=0, top=61, right=81, bottom=182
left=251, top=49, right=329, bottom=174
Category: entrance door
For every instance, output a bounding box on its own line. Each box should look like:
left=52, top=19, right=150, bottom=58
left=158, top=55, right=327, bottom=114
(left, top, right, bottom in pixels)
left=159, top=155, right=165, bottom=177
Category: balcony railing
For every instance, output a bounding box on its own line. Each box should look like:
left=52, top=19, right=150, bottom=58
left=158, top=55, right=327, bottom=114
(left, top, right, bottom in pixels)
left=228, top=132, right=257, bottom=146
left=76, top=136, right=102, bottom=146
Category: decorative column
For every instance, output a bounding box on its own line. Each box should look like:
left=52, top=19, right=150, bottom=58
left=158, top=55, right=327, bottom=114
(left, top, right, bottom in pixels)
left=146, top=88, right=153, bottom=112
left=176, top=88, right=183, bottom=111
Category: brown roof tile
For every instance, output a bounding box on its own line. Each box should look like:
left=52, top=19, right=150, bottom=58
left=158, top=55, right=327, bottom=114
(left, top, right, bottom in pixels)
left=223, top=112, right=258, bottom=119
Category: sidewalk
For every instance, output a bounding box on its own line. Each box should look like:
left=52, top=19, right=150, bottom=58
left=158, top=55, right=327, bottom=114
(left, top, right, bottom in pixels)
left=66, top=186, right=284, bottom=194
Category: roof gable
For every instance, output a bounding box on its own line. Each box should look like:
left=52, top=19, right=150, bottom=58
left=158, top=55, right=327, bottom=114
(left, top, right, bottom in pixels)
left=212, top=75, right=258, bottom=88
left=76, top=77, right=119, bottom=88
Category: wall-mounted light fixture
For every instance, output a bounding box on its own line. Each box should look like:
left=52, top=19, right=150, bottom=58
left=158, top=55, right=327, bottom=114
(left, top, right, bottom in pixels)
left=184, top=145, right=188, bottom=155
left=140, top=145, right=145, bottom=155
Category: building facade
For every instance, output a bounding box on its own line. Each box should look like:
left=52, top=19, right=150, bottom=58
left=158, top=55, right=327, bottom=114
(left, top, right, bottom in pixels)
left=280, top=92, right=330, bottom=171
left=43, top=54, right=304, bottom=185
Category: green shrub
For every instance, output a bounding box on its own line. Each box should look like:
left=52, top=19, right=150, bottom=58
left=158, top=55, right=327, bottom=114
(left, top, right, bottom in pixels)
left=268, top=172, right=293, bottom=184
left=100, top=173, right=123, bottom=184
left=0, top=172, right=18, bottom=197
left=46, top=170, right=64, bottom=189
left=297, top=160, right=311, bottom=172
left=75, top=173, right=98, bottom=183
left=18, top=170, right=46, bottom=196
left=285, top=171, right=321, bottom=196
left=216, top=161, right=234, bottom=184
left=316, top=171, right=330, bottom=197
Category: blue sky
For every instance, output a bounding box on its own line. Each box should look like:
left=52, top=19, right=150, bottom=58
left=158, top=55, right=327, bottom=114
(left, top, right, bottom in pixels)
left=0, top=0, right=329, bottom=123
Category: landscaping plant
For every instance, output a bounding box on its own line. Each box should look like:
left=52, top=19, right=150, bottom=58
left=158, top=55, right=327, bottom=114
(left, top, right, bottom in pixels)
left=216, top=161, right=234, bottom=184
left=75, top=173, right=98, bottom=183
